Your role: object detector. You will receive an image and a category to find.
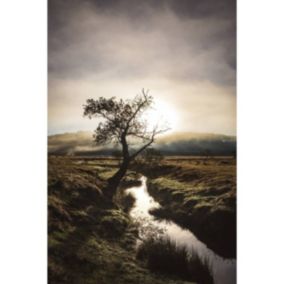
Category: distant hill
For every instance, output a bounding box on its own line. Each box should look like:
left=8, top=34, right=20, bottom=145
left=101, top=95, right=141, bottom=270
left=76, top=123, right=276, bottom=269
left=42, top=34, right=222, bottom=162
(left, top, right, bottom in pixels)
left=48, top=131, right=236, bottom=156
left=155, top=132, right=236, bottom=156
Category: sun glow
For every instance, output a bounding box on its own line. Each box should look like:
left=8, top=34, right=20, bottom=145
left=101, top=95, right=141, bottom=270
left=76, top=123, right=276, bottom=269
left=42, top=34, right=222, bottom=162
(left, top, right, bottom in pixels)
left=143, top=99, right=179, bottom=133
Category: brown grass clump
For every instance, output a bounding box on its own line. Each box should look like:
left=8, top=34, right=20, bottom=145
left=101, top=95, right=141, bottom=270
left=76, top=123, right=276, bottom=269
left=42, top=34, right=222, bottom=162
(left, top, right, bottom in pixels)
left=137, top=236, right=213, bottom=283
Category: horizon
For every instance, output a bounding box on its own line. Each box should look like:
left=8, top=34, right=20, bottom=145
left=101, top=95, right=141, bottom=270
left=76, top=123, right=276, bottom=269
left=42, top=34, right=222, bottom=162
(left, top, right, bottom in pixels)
left=48, top=128, right=236, bottom=157
left=48, top=129, right=237, bottom=138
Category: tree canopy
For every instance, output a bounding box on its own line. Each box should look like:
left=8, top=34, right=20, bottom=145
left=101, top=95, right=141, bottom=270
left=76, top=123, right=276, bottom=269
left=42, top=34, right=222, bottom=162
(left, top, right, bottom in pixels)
left=83, top=89, right=169, bottom=197
left=84, top=89, right=169, bottom=159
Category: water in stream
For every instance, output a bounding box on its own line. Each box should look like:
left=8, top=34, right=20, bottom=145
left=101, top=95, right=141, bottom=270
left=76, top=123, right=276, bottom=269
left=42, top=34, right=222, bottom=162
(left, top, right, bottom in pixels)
left=126, top=177, right=236, bottom=284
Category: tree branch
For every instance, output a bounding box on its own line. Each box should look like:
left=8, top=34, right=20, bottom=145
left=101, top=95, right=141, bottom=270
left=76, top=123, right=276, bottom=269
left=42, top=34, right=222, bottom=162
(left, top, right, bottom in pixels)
left=124, top=89, right=151, bottom=133
left=130, top=126, right=170, bottom=159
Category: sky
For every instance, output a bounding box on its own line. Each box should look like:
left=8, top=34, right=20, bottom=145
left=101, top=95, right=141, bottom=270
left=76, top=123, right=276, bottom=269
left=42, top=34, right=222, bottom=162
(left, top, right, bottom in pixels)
left=48, top=0, right=236, bottom=136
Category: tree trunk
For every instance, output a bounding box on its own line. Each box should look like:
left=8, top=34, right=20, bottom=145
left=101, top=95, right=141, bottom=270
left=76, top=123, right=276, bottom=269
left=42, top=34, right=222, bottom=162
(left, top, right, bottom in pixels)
left=106, top=159, right=129, bottom=199
left=106, top=133, right=130, bottom=199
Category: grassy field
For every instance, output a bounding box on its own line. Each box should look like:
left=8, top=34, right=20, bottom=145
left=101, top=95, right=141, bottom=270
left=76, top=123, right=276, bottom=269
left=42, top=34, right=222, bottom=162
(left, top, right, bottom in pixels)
left=48, top=155, right=235, bottom=283
left=134, top=157, right=236, bottom=258
left=48, top=156, right=195, bottom=284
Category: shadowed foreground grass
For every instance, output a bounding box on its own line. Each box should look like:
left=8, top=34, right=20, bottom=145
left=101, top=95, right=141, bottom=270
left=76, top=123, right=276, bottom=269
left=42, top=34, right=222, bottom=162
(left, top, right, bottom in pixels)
left=48, top=156, right=193, bottom=284
left=137, top=237, right=213, bottom=284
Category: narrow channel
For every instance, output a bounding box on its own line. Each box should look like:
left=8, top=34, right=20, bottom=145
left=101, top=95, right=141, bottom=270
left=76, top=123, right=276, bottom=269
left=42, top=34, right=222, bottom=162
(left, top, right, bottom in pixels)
left=126, top=176, right=236, bottom=284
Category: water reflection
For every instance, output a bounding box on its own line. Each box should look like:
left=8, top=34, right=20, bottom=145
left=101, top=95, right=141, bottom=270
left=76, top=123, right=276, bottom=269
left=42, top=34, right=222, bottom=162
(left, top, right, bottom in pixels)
left=126, top=177, right=236, bottom=284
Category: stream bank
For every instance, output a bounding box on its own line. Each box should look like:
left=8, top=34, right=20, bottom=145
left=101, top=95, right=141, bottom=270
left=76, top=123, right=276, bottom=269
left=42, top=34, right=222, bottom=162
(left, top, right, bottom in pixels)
left=126, top=176, right=236, bottom=284
left=48, top=156, right=192, bottom=284
left=131, top=159, right=236, bottom=259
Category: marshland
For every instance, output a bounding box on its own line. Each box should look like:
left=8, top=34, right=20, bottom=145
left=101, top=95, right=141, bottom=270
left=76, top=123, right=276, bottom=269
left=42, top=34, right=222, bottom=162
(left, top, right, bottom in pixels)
left=48, top=154, right=236, bottom=284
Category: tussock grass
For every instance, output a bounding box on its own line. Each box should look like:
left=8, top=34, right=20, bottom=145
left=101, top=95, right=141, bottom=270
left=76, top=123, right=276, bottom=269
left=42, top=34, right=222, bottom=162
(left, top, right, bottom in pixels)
left=137, top=237, right=213, bottom=283
left=49, top=156, right=196, bottom=284
left=143, top=158, right=236, bottom=258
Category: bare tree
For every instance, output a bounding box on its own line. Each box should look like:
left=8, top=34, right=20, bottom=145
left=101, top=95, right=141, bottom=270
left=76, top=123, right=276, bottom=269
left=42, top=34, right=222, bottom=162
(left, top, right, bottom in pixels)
left=83, top=89, right=169, bottom=198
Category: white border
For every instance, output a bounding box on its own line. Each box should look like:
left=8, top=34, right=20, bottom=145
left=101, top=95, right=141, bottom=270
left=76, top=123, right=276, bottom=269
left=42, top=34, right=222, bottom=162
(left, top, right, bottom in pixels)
left=0, top=1, right=47, bottom=283
left=238, top=0, right=284, bottom=282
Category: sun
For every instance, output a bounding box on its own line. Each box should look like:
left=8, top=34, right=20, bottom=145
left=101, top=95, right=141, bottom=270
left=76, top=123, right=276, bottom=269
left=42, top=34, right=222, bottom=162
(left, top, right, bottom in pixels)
left=143, top=99, right=179, bottom=133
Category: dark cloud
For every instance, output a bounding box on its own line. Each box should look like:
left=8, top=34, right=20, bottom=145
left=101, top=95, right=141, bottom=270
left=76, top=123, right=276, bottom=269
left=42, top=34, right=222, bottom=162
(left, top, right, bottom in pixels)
left=48, top=0, right=236, bottom=135
left=49, top=0, right=235, bottom=83
left=49, top=0, right=235, bottom=21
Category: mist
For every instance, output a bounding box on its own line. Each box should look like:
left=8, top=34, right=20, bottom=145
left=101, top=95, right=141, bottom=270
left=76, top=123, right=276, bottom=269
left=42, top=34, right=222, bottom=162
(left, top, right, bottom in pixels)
left=49, top=0, right=236, bottom=135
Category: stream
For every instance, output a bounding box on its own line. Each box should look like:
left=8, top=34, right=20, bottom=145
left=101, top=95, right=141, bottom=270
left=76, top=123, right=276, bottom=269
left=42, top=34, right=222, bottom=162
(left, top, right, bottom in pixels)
left=126, top=176, right=236, bottom=284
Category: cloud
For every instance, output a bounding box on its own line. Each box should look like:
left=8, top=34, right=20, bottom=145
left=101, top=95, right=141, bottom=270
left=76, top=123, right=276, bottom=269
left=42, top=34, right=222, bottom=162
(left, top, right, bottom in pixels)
left=48, top=0, right=236, bottom=135
left=49, top=0, right=235, bottom=83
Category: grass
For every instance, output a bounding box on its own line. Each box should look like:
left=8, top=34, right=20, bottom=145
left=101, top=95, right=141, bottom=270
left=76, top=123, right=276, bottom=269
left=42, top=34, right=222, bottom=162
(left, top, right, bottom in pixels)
left=49, top=155, right=235, bottom=283
left=152, top=177, right=190, bottom=191
left=48, top=156, right=192, bottom=284
left=98, top=168, right=118, bottom=180
left=137, top=236, right=213, bottom=283
left=132, top=157, right=236, bottom=258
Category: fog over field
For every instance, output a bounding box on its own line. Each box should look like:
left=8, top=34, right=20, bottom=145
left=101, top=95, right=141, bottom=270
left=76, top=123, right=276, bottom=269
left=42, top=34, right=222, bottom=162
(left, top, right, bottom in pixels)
left=48, top=131, right=236, bottom=156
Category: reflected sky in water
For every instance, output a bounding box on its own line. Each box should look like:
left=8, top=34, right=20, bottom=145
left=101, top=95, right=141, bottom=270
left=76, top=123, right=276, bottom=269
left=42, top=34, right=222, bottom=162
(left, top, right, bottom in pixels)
left=126, top=177, right=236, bottom=284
